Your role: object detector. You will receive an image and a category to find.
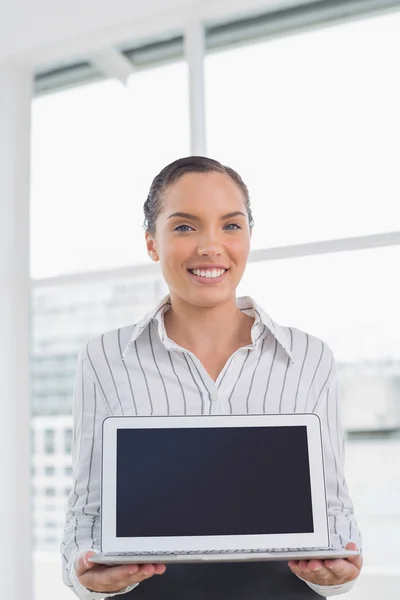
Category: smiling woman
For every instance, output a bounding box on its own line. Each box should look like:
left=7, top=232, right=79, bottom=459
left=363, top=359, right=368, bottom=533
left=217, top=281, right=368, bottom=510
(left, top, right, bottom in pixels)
left=144, top=158, right=253, bottom=312
left=62, top=156, right=362, bottom=600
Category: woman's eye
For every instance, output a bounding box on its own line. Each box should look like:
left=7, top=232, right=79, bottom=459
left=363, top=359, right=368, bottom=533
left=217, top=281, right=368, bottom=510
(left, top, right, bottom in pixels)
left=174, top=224, right=194, bottom=232
left=174, top=223, right=241, bottom=232
left=224, top=223, right=241, bottom=230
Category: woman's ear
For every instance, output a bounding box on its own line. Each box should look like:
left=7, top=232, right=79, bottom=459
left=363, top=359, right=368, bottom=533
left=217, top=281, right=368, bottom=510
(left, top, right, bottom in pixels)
left=145, top=232, right=159, bottom=262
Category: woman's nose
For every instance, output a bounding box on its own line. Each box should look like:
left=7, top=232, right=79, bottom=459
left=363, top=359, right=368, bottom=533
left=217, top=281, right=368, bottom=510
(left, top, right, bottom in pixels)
left=196, top=237, right=223, bottom=257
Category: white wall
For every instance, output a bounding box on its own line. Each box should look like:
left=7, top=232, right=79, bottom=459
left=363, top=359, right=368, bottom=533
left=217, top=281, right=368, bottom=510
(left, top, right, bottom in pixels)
left=0, top=0, right=313, bottom=69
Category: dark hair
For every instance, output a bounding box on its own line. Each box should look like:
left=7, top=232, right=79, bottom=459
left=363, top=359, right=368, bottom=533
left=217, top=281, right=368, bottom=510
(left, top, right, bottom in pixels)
left=143, top=156, right=254, bottom=234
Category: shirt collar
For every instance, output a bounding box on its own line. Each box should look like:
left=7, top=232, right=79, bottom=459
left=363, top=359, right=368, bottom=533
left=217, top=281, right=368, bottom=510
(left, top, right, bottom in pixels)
left=122, top=295, right=294, bottom=364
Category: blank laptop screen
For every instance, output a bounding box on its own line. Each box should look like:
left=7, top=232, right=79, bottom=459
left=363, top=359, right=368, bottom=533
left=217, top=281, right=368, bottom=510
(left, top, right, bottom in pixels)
left=116, top=426, right=314, bottom=538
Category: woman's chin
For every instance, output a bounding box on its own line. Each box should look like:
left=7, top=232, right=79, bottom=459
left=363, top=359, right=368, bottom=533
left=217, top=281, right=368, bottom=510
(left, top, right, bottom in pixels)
left=182, top=288, right=236, bottom=308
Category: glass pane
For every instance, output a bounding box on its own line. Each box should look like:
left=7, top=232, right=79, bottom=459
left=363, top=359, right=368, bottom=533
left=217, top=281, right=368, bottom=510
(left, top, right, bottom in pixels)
left=206, top=11, right=400, bottom=249
left=238, top=245, right=400, bottom=568
left=31, top=62, right=190, bottom=279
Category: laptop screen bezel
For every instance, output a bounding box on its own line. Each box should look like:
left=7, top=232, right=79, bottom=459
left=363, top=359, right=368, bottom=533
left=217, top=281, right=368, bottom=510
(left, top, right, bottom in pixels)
left=101, top=414, right=330, bottom=552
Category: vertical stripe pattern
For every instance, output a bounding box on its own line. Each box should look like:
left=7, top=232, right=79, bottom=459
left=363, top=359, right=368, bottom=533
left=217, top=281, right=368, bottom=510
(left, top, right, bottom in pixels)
left=62, top=295, right=362, bottom=598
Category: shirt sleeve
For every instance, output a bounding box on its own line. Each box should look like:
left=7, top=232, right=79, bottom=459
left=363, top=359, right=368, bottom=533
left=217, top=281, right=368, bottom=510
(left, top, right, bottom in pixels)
left=298, top=350, right=362, bottom=597
left=61, top=347, right=138, bottom=599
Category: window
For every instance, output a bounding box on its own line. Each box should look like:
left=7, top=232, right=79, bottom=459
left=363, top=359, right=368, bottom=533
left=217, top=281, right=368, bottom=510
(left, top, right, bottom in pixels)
left=238, top=245, right=400, bottom=567
left=45, top=466, right=55, bottom=476
left=31, top=61, right=190, bottom=278
left=64, top=428, right=73, bottom=454
left=64, top=465, right=73, bottom=476
left=206, top=11, right=400, bottom=250
left=44, top=487, right=56, bottom=497
left=43, top=429, right=55, bottom=454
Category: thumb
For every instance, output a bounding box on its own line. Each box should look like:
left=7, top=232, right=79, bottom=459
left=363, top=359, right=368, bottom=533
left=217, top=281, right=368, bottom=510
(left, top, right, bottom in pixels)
left=75, top=551, right=97, bottom=577
left=345, top=542, right=357, bottom=551
left=345, top=542, right=362, bottom=567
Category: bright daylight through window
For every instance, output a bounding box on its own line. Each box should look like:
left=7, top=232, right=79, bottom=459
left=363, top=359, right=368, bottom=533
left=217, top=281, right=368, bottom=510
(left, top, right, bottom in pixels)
left=31, top=61, right=189, bottom=279
left=206, top=11, right=400, bottom=249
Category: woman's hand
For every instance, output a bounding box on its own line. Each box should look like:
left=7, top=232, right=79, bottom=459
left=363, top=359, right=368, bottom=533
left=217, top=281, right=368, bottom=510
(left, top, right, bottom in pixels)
left=288, top=542, right=362, bottom=587
left=75, top=550, right=166, bottom=593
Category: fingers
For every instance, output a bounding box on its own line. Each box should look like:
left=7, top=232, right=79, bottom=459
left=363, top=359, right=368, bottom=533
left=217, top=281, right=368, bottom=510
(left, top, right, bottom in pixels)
left=153, top=564, right=167, bottom=575
left=77, top=559, right=166, bottom=593
left=289, top=559, right=339, bottom=585
left=288, top=559, right=327, bottom=575
left=324, top=558, right=349, bottom=576
left=288, top=554, right=360, bottom=586
left=93, top=564, right=159, bottom=587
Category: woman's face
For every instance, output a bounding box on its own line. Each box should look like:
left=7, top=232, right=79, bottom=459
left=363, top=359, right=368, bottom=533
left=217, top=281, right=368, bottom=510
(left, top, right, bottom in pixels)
left=145, top=171, right=252, bottom=308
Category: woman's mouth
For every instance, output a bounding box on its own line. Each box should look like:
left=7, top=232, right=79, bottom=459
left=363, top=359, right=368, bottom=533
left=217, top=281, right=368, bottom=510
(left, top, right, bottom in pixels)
left=187, top=268, right=229, bottom=284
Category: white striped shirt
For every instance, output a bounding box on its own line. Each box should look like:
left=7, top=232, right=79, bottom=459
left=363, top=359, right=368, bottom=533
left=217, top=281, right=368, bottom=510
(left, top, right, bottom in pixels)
left=62, top=295, right=362, bottom=599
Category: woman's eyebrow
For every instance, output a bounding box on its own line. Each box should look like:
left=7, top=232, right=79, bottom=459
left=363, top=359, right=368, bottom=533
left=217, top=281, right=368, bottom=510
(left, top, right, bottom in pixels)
left=167, top=211, right=246, bottom=220
left=221, top=211, right=247, bottom=219
left=167, top=212, right=199, bottom=221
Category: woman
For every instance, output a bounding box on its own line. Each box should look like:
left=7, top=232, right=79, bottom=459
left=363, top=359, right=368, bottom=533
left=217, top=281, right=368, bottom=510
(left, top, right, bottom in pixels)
left=62, top=156, right=362, bottom=599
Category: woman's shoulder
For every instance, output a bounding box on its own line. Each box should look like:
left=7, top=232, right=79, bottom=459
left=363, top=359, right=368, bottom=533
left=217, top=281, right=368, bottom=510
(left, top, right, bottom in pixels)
left=275, top=321, right=335, bottom=370
left=78, top=322, right=138, bottom=367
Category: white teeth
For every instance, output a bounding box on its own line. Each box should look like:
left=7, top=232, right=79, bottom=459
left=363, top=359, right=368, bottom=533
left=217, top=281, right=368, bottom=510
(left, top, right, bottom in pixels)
left=191, top=269, right=226, bottom=279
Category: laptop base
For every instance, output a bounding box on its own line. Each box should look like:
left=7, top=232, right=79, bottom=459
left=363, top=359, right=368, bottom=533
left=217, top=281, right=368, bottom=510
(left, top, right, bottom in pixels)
left=90, top=548, right=359, bottom=566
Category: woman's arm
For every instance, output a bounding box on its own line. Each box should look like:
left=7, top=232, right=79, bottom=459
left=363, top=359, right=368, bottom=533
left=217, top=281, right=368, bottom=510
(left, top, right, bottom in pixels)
left=61, top=347, right=139, bottom=599
left=291, top=351, right=363, bottom=596
left=317, top=355, right=362, bottom=551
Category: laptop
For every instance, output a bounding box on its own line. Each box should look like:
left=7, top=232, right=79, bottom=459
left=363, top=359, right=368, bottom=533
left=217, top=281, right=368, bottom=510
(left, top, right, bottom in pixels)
left=90, top=414, right=359, bottom=565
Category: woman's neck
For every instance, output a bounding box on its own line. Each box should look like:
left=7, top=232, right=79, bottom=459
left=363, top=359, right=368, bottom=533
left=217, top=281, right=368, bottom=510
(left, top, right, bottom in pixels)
left=163, top=294, right=253, bottom=354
